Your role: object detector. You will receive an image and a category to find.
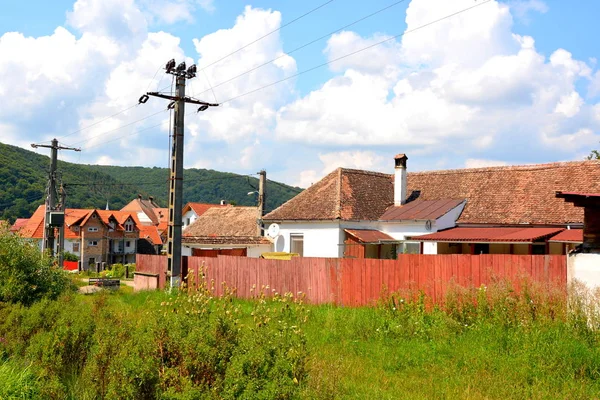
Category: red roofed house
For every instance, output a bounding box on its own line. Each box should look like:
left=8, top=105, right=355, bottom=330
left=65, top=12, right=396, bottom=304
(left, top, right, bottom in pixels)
left=16, top=205, right=142, bottom=270
left=182, top=201, right=228, bottom=231
left=263, top=154, right=600, bottom=258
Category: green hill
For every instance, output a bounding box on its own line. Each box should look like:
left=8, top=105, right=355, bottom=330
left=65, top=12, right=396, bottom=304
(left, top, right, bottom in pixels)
left=0, top=142, right=301, bottom=222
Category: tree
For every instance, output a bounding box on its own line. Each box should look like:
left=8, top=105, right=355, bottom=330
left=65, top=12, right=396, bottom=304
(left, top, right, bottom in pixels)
left=587, top=149, right=600, bottom=160
left=0, top=226, right=73, bottom=305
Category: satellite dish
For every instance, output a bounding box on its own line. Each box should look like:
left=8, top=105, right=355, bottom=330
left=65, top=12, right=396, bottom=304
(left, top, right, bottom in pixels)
left=267, top=223, right=280, bottom=238
left=425, top=220, right=432, bottom=231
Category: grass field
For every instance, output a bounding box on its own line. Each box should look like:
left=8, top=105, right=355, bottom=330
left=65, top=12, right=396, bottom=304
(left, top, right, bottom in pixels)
left=1, top=281, right=600, bottom=399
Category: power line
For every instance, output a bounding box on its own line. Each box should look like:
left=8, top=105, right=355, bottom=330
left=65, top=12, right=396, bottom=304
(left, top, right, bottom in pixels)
left=198, top=0, right=335, bottom=73
left=267, top=178, right=303, bottom=193
left=221, top=0, right=493, bottom=105
left=194, top=0, right=407, bottom=99
left=57, top=104, right=139, bottom=141
left=71, top=108, right=168, bottom=148
left=65, top=174, right=258, bottom=188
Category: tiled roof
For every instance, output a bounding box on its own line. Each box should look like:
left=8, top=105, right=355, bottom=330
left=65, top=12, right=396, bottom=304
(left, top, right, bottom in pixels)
left=183, top=206, right=268, bottom=245
left=10, top=218, right=29, bottom=233
left=121, top=198, right=162, bottom=225
left=139, top=225, right=162, bottom=245
left=265, top=160, right=600, bottom=225
left=413, top=227, right=564, bottom=243
left=380, top=199, right=465, bottom=221
left=549, top=229, right=583, bottom=243
left=344, top=229, right=396, bottom=243
left=183, top=202, right=226, bottom=217
left=265, top=168, right=393, bottom=221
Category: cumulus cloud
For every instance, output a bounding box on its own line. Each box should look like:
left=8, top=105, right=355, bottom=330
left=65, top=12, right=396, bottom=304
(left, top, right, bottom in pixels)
left=274, top=0, right=600, bottom=175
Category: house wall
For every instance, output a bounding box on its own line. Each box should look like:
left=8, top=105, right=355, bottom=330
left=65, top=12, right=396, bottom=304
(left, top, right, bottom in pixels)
left=568, top=253, right=600, bottom=291
left=423, top=242, right=437, bottom=254
left=182, top=210, right=198, bottom=230
left=434, top=202, right=466, bottom=231
left=81, top=217, right=108, bottom=269
left=277, top=222, right=342, bottom=257
left=182, top=243, right=271, bottom=258
left=490, top=244, right=510, bottom=254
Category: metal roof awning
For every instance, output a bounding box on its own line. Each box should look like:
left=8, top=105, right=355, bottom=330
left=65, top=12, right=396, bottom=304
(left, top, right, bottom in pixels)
left=344, top=229, right=398, bottom=244
left=411, top=227, right=565, bottom=243
left=548, top=229, right=583, bottom=243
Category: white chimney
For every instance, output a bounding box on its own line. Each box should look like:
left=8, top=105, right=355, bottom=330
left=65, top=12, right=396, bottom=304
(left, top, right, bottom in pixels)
left=394, top=153, right=408, bottom=206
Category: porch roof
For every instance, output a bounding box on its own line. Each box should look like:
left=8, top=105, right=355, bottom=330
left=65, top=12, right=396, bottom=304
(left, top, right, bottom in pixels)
left=411, top=227, right=564, bottom=243
left=344, top=229, right=396, bottom=244
left=548, top=229, right=583, bottom=243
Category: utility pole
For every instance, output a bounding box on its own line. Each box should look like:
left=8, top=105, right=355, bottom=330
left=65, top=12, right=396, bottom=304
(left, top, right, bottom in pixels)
left=142, top=59, right=218, bottom=287
left=257, top=170, right=266, bottom=236
left=31, top=139, right=80, bottom=259
left=57, top=184, right=67, bottom=267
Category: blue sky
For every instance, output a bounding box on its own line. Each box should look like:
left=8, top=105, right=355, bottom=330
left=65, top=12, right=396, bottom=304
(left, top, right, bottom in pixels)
left=1, top=0, right=599, bottom=187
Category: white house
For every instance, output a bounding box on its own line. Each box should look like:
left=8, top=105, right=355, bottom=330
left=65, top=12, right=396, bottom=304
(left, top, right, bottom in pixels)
left=264, top=154, right=600, bottom=258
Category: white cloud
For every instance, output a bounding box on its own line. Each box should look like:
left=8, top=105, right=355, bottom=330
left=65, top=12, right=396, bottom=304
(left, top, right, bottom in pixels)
left=509, top=0, right=548, bottom=21
left=274, top=0, right=599, bottom=175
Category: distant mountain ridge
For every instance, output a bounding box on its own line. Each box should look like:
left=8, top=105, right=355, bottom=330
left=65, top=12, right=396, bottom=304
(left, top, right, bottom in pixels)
left=0, top=142, right=301, bottom=222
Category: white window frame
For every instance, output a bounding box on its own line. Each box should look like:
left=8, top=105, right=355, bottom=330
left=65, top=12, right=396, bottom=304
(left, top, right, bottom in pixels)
left=88, top=240, right=98, bottom=246
left=124, top=219, right=134, bottom=232
left=290, top=234, right=304, bottom=257
left=88, top=227, right=99, bottom=232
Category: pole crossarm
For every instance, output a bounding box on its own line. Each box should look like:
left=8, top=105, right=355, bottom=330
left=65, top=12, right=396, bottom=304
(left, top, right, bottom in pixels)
left=147, top=92, right=219, bottom=107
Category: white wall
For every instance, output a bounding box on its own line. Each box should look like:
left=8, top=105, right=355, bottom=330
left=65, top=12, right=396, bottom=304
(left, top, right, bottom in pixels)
left=277, top=222, right=342, bottom=257
left=568, top=253, right=600, bottom=291
left=182, top=210, right=198, bottom=230
left=423, top=242, right=438, bottom=254
left=435, top=202, right=466, bottom=231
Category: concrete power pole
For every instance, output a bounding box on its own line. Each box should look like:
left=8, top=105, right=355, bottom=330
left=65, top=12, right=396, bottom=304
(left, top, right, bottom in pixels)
left=31, top=139, right=80, bottom=258
left=257, top=170, right=266, bottom=236
left=57, top=184, right=67, bottom=267
left=143, top=59, right=218, bottom=287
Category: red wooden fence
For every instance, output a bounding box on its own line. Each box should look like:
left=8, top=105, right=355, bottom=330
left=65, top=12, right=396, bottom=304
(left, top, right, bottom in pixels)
left=136, top=254, right=567, bottom=306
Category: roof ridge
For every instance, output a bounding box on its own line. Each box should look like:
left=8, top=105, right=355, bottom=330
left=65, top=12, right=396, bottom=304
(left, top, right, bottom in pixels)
left=339, top=167, right=392, bottom=178
left=408, top=160, right=600, bottom=176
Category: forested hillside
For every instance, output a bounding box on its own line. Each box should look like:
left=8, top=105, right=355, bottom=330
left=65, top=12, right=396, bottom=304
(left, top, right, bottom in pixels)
left=0, top=142, right=301, bottom=222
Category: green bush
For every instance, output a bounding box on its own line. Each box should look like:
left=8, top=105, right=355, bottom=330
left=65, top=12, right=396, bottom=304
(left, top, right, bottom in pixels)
left=0, top=359, right=42, bottom=399
left=0, top=226, right=73, bottom=305
left=100, top=263, right=135, bottom=279
left=62, top=251, right=79, bottom=262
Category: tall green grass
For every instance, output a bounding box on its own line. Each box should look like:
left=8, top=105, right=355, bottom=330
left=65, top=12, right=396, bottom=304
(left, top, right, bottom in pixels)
left=1, top=279, right=600, bottom=399
left=0, top=359, right=41, bottom=399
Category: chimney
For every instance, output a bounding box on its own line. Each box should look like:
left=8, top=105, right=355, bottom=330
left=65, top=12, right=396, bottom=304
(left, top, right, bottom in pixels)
left=138, top=194, right=142, bottom=199
left=220, top=200, right=229, bottom=206
left=394, top=153, right=408, bottom=206
left=149, top=196, right=154, bottom=203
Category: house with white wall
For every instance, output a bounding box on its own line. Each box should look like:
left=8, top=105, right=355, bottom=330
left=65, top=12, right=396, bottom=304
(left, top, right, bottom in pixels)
left=182, top=206, right=272, bottom=257
left=182, top=202, right=227, bottom=230
left=264, top=155, right=600, bottom=258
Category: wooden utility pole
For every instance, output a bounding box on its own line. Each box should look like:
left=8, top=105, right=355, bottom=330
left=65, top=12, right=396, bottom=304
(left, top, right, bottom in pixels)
left=31, top=139, right=80, bottom=258
left=257, top=170, right=266, bottom=236
left=143, top=59, right=218, bottom=287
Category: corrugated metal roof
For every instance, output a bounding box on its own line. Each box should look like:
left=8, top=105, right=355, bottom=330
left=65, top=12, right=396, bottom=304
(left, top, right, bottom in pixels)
left=345, top=229, right=396, bottom=243
left=413, top=227, right=564, bottom=243
left=548, top=229, right=583, bottom=243
left=379, top=199, right=465, bottom=221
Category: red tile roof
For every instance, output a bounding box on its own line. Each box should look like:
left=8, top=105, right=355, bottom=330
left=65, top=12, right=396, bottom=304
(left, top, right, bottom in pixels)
left=548, top=229, right=583, bottom=243
left=265, top=160, right=600, bottom=225
left=10, top=218, right=29, bottom=233
left=139, top=225, right=162, bottom=245
left=265, top=168, right=393, bottom=221
left=380, top=199, right=465, bottom=221
left=182, top=236, right=271, bottom=245
left=413, top=227, right=564, bottom=243
left=183, top=202, right=226, bottom=217
left=344, top=229, right=396, bottom=243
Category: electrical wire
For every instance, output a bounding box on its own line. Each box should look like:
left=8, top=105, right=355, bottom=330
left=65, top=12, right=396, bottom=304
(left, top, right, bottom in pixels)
left=198, top=0, right=335, bottom=73
left=194, top=0, right=407, bottom=99
left=57, top=104, right=139, bottom=141
left=220, top=0, right=493, bottom=105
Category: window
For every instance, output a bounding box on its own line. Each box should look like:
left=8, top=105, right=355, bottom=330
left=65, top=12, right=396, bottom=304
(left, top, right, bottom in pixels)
left=186, top=218, right=190, bottom=226
left=124, top=220, right=134, bottom=232
left=88, top=227, right=99, bottom=232
left=398, top=241, right=420, bottom=254
left=126, top=241, right=131, bottom=248
left=290, top=234, right=304, bottom=256
left=91, top=214, right=97, bottom=219
left=532, top=243, right=546, bottom=255
left=88, top=258, right=95, bottom=267
left=73, top=226, right=79, bottom=232
left=473, top=243, right=489, bottom=255
left=72, top=242, right=80, bottom=253
left=88, top=240, right=98, bottom=246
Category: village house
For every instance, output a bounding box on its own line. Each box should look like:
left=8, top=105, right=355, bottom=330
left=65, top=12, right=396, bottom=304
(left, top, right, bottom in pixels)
left=14, top=205, right=159, bottom=269
left=182, top=206, right=271, bottom=257
left=182, top=201, right=228, bottom=230
left=121, top=194, right=168, bottom=250
left=263, top=155, right=600, bottom=258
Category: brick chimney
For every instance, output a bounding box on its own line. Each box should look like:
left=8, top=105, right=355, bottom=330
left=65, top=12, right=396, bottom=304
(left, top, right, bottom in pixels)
left=394, top=154, right=408, bottom=206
